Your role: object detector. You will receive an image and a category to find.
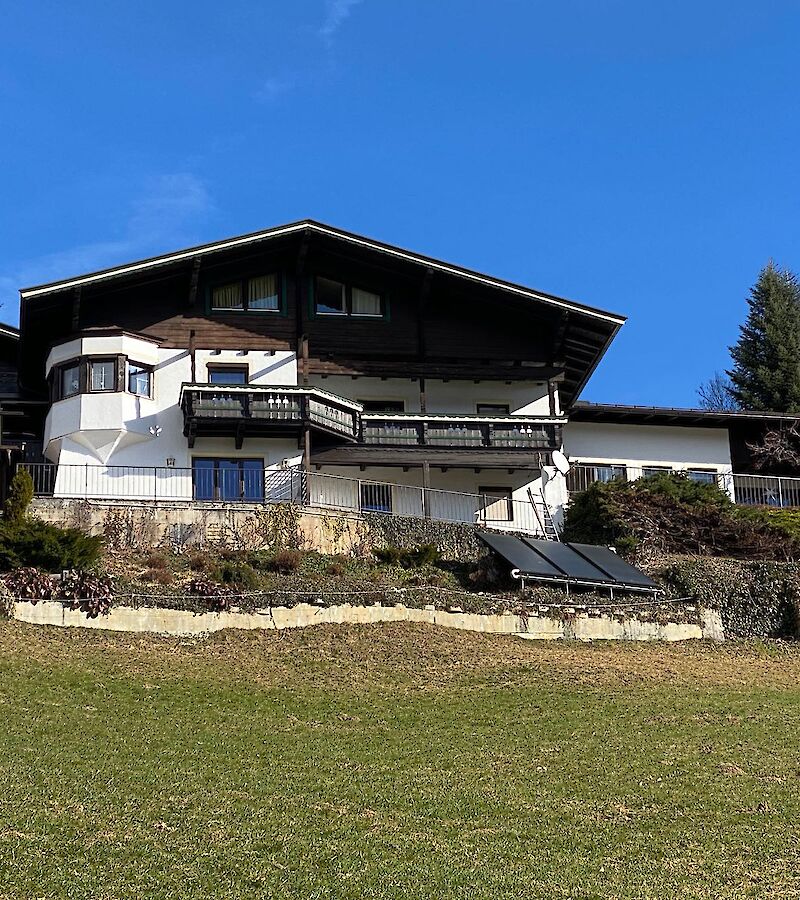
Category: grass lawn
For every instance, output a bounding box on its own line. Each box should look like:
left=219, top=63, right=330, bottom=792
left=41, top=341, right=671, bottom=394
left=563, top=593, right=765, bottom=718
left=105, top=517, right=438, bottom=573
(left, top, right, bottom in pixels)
left=1, top=621, right=799, bottom=899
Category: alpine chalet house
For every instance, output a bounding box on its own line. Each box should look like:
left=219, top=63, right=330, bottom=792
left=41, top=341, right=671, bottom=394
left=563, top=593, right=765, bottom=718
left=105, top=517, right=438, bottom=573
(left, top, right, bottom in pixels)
left=17, top=219, right=778, bottom=533
left=16, top=220, right=626, bottom=534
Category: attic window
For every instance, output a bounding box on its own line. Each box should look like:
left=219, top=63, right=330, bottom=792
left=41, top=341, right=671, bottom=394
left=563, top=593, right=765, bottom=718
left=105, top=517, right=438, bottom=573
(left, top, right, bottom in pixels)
left=314, top=276, right=385, bottom=318
left=211, top=274, right=279, bottom=312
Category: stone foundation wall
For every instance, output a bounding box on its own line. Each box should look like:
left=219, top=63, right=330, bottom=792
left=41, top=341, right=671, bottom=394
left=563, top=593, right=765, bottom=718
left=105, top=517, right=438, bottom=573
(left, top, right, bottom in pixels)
left=13, top=598, right=724, bottom=641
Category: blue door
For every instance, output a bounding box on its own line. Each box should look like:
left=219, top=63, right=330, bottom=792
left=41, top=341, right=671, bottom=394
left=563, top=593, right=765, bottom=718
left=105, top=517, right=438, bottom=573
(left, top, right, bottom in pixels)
left=192, top=459, right=264, bottom=501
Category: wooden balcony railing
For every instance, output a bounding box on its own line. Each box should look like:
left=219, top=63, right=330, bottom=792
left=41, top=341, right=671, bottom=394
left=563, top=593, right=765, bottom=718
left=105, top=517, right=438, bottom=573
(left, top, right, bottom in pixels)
left=359, top=415, right=563, bottom=450
left=180, top=384, right=361, bottom=446
left=180, top=385, right=564, bottom=453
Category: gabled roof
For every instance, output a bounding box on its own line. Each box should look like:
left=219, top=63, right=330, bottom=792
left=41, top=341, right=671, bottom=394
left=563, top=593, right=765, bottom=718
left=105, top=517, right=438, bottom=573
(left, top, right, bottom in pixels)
left=0, top=323, right=19, bottom=340
left=19, top=219, right=626, bottom=325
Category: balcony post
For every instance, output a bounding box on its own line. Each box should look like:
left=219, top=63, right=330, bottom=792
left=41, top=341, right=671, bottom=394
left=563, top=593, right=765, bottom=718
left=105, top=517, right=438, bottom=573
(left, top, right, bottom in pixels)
left=422, top=460, right=431, bottom=519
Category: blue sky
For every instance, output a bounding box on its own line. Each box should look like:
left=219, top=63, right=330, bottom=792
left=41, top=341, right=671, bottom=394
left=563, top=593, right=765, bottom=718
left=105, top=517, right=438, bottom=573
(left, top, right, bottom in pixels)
left=2, top=1, right=799, bottom=406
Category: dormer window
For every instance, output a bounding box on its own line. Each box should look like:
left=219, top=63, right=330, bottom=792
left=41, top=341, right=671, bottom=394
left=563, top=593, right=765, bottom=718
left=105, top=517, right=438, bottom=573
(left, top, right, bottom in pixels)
left=314, top=276, right=384, bottom=318
left=211, top=273, right=279, bottom=312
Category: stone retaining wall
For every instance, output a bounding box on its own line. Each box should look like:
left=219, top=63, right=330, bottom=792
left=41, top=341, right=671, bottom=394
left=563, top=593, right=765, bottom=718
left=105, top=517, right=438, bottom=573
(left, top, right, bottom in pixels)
left=30, top=498, right=484, bottom=559
left=13, top=598, right=725, bottom=641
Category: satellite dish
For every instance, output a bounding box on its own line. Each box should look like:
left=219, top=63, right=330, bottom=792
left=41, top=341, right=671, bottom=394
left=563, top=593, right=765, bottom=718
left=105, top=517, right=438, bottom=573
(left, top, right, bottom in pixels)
left=551, top=449, right=571, bottom=476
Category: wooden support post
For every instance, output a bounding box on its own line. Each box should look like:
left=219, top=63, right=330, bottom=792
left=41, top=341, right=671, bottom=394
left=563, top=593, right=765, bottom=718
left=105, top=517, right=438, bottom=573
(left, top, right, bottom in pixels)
left=547, top=379, right=557, bottom=417
left=422, top=460, right=431, bottom=519
left=301, top=334, right=309, bottom=386
left=302, top=426, right=311, bottom=472
left=189, top=329, right=197, bottom=382
left=188, top=256, right=202, bottom=308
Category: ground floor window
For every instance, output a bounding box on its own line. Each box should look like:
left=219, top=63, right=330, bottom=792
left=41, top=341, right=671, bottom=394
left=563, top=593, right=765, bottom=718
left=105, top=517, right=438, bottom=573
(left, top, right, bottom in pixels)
left=360, top=482, right=392, bottom=513
left=192, top=458, right=264, bottom=501
left=642, top=466, right=672, bottom=478
left=686, top=469, right=717, bottom=485
left=479, top=486, right=513, bottom=521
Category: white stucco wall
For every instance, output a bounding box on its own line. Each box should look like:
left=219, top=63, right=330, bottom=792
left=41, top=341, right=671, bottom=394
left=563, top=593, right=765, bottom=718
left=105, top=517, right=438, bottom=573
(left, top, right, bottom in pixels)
left=563, top=422, right=733, bottom=473
left=308, top=376, right=555, bottom=416
left=41, top=336, right=561, bottom=522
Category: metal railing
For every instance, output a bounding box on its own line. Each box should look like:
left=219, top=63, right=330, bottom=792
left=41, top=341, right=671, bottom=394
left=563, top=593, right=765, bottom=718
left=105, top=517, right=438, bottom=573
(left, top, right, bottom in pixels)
left=19, top=462, right=548, bottom=536
left=566, top=463, right=800, bottom=509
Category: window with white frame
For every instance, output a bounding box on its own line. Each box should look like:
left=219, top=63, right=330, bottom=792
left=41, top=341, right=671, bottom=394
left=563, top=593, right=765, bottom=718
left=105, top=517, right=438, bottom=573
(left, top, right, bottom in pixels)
left=127, top=362, right=152, bottom=397
left=90, top=359, right=115, bottom=392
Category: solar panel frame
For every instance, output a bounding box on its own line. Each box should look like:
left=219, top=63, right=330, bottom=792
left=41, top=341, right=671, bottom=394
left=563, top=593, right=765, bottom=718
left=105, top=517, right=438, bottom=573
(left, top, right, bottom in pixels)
left=479, top=532, right=564, bottom=579
left=478, top=533, right=661, bottom=594
left=521, top=538, right=613, bottom=583
left=567, top=542, right=659, bottom=590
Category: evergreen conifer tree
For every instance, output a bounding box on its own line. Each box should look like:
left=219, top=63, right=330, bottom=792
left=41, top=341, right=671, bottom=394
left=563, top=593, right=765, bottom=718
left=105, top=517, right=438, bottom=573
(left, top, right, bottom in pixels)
left=728, top=263, right=800, bottom=411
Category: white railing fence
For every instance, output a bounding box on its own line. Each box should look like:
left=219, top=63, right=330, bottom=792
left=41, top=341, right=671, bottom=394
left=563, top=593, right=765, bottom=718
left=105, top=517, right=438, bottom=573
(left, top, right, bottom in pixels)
left=566, top=463, right=800, bottom=509
left=18, top=463, right=549, bottom=536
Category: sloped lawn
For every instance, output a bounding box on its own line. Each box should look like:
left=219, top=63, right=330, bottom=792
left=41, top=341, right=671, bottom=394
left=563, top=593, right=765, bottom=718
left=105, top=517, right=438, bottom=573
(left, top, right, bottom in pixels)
left=0, top=621, right=799, bottom=899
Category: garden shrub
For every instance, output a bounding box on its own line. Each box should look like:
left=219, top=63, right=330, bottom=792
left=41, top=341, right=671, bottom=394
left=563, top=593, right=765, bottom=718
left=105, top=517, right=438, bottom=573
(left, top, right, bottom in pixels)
left=189, top=576, right=233, bottom=612
left=216, top=561, right=260, bottom=590
left=145, top=551, right=169, bottom=570
left=0, top=519, right=103, bottom=572
left=267, top=548, right=303, bottom=574
left=187, top=551, right=212, bottom=572
left=563, top=473, right=800, bottom=560
left=3, top=567, right=54, bottom=603
left=59, top=571, right=114, bottom=618
left=142, top=567, right=174, bottom=585
left=374, top=544, right=442, bottom=569
left=4, top=469, right=33, bottom=523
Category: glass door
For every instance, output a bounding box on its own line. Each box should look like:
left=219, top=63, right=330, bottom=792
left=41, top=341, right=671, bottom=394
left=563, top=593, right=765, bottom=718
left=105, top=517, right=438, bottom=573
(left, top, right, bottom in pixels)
left=192, top=458, right=265, bottom=501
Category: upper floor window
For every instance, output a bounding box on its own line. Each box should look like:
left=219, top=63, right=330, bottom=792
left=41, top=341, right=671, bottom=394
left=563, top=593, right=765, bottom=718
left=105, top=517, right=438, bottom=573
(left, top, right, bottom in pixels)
left=208, top=366, right=248, bottom=385
left=211, top=273, right=279, bottom=312
left=90, top=359, right=115, bottom=392
left=60, top=362, right=80, bottom=398
left=360, top=400, right=405, bottom=413
left=476, top=403, right=510, bottom=416
left=54, top=356, right=154, bottom=401
left=128, top=362, right=152, bottom=398
left=314, top=276, right=384, bottom=318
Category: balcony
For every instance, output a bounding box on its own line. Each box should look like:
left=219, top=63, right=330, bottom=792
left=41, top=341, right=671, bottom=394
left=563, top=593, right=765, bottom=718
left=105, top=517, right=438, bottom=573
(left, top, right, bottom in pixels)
left=312, top=413, right=564, bottom=468
left=180, top=384, right=361, bottom=447
left=360, top=414, right=562, bottom=449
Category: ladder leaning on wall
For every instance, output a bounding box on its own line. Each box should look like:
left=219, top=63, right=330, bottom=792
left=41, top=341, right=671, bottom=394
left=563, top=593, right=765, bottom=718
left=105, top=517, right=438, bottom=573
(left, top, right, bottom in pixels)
left=527, top=487, right=560, bottom=541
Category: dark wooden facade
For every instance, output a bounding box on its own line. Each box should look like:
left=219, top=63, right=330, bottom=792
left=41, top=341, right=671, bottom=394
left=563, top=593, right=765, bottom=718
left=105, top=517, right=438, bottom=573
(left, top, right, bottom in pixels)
left=20, top=222, right=623, bottom=406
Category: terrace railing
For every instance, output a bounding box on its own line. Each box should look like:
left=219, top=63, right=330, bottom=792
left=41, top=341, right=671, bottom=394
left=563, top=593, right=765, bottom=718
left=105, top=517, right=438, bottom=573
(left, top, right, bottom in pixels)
left=19, top=463, right=549, bottom=536
left=566, top=463, right=800, bottom=509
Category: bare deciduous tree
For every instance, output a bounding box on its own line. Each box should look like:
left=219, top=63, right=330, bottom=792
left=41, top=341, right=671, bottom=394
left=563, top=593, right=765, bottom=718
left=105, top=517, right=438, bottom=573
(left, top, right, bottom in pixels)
left=697, top=372, right=739, bottom=411
left=747, top=423, right=800, bottom=469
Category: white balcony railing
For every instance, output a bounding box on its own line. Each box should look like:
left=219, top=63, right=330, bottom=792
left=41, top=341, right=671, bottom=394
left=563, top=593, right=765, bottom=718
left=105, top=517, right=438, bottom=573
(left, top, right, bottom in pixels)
left=566, top=463, right=800, bottom=509
left=19, top=463, right=550, bottom=536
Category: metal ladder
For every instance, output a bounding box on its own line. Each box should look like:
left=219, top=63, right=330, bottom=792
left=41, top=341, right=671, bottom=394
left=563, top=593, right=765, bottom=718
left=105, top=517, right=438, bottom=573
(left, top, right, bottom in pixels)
left=527, top=487, right=560, bottom=541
